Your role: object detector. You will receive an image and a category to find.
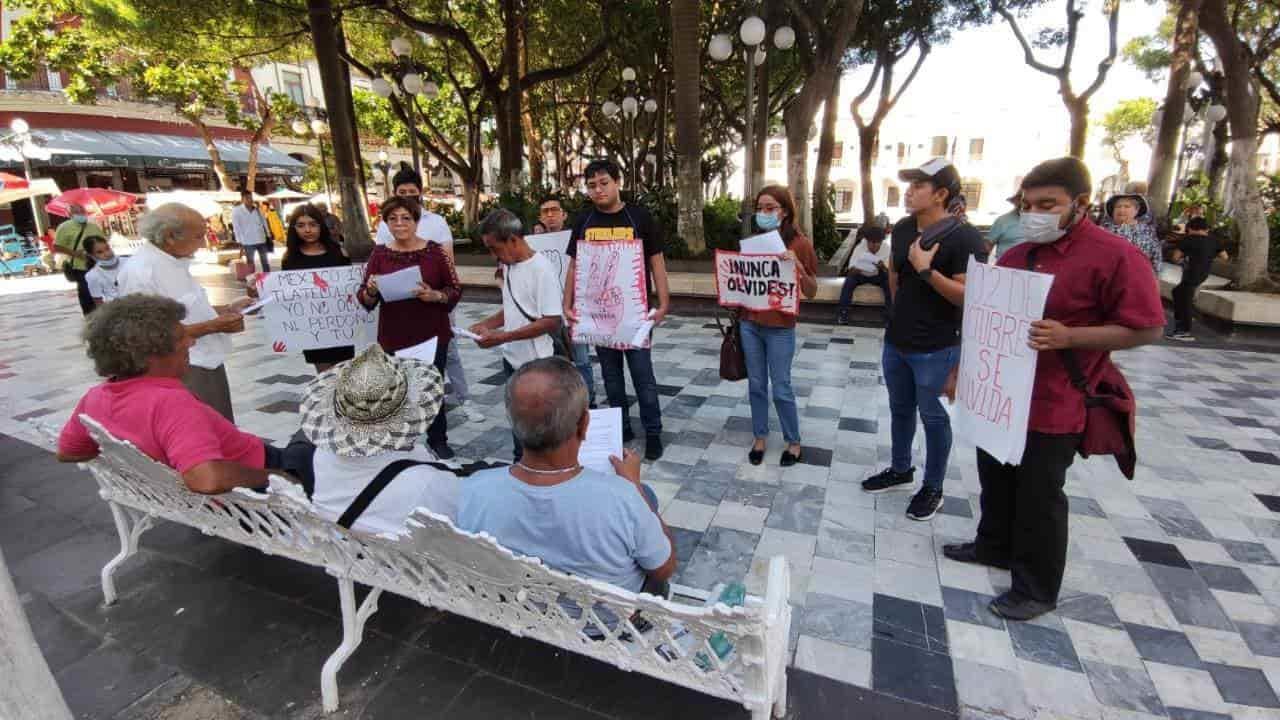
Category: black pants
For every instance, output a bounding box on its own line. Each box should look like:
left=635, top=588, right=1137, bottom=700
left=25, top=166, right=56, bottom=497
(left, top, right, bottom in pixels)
left=426, top=339, right=449, bottom=447
left=975, top=433, right=1081, bottom=605
left=69, top=268, right=95, bottom=316
left=1172, top=279, right=1200, bottom=333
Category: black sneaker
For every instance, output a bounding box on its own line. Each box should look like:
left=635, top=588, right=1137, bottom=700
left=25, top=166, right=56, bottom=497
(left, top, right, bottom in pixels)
left=906, top=487, right=944, bottom=521
left=861, top=467, right=914, bottom=493
left=429, top=441, right=456, bottom=461
left=645, top=435, right=664, bottom=461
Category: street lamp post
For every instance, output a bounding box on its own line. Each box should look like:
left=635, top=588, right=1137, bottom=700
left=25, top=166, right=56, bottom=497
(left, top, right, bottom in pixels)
left=375, top=150, right=392, bottom=198
left=601, top=68, right=659, bottom=191
left=710, top=17, right=795, bottom=235
left=1, top=117, right=52, bottom=236
left=1152, top=70, right=1226, bottom=210
left=372, top=37, right=441, bottom=177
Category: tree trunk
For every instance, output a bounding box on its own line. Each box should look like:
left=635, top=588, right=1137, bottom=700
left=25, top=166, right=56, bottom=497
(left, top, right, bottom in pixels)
left=1, top=548, right=73, bottom=720
left=813, top=80, right=840, bottom=210
left=670, top=0, right=704, bottom=254
left=462, top=177, right=481, bottom=227
left=189, top=115, right=233, bottom=191
left=522, top=94, right=545, bottom=188
left=1201, top=0, right=1268, bottom=288
left=1066, top=97, right=1089, bottom=159
left=783, top=108, right=813, bottom=237
left=245, top=115, right=274, bottom=195
left=309, top=0, right=370, bottom=259
left=1147, top=0, right=1203, bottom=221
left=1207, top=119, right=1229, bottom=200
left=336, top=21, right=368, bottom=197
left=751, top=59, right=770, bottom=196
left=859, top=125, right=878, bottom=224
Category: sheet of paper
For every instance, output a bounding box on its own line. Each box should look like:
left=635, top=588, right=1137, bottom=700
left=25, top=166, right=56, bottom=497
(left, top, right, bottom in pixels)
left=739, top=230, right=787, bottom=255
left=579, top=407, right=624, bottom=475
left=451, top=325, right=482, bottom=341
left=376, top=265, right=423, bottom=302
left=396, top=336, right=438, bottom=363
left=238, top=297, right=272, bottom=315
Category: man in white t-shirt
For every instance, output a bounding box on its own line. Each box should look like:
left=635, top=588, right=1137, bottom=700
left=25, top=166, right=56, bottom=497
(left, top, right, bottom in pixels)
left=83, top=236, right=128, bottom=306
left=468, top=208, right=563, bottom=462
left=374, top=166, right=483, bottom=423
left=837, top=224, right=891, bottom=324
left=230, top=190, right=271, bottom=273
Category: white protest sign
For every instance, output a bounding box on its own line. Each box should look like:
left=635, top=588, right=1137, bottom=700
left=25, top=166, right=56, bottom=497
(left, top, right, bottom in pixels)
left=257, top=265, right=378, bottom=353
left=527, top=230, right=572, bottom=289
left=739, top=230, right=787, bottom=254
left=572, top=239, right=650, bottom=350
left=953, top=257, right=1054, bottom=465
left=714, top=250, right=800, bottom=315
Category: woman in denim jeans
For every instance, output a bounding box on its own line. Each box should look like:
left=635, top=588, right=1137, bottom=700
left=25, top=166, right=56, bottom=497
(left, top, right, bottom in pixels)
left=741, top=186, right=819, bottom=466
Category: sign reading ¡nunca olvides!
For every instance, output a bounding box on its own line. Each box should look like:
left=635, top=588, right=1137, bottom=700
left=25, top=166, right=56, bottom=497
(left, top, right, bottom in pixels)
left=714, top=250, right=799, bottom=315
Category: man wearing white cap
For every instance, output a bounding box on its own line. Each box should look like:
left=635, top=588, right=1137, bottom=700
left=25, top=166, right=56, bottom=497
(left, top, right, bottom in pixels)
left=861, top=158, right=988, bottom=522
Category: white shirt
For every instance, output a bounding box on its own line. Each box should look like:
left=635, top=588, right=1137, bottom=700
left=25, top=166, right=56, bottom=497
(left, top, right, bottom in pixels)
left=117, top=242, right=231, bottom=369
left=500, top=253, right=563, bottom=369
left=230, top=204, right=268, bottom=247
left=85, top=257, right=127, bottom=302
left=849, top=240, right=890, bottom=277
left=375, top=209, right=453, bottom=247
left=310, top=447, right=461, bottom=537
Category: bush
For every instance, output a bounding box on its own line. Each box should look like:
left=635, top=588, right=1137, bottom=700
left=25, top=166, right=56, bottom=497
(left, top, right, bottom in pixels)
left=810, top=186, right=841, bottom=261
left=702, top=195, right=743, bottom=254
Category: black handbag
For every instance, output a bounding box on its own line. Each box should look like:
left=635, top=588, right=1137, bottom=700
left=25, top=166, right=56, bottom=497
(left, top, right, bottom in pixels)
left=715, top=313, right=748, bottom=382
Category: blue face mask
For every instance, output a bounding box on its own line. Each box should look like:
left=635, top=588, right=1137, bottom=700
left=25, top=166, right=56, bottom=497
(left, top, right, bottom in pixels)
left=72, top=214, right=88, bottom=224
left=754, top=212, right=781, bottom=231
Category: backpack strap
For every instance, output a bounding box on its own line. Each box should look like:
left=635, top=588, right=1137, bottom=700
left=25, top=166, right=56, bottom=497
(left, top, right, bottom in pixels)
left=1026, top=246, right=1089, bottom=396
left=337, top=459, right=432, bottom=529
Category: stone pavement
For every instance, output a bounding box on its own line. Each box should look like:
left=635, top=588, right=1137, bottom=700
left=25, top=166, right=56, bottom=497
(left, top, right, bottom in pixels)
left=3, top=270, right=1280, bottom=719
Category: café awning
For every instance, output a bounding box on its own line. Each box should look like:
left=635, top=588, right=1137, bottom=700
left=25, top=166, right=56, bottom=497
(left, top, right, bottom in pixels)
left=3, top=128, right=305, bottom=175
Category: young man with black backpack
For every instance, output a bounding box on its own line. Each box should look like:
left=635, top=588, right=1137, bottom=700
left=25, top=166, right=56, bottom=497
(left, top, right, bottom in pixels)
left=862, top=159, right=987, bottom=522
left=468, top=208, right=565, bottom=462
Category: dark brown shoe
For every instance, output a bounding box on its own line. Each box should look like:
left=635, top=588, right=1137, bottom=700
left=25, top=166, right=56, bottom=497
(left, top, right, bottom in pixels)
left=942, top=542, right=1010, bottom=570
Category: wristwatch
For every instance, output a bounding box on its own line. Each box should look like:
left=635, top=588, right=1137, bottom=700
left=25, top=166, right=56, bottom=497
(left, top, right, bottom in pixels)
left=917, top=267, right=934, bottom=282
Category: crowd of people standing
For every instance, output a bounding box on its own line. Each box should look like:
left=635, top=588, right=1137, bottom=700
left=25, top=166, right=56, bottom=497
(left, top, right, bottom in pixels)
left=51, top=149, right=1193, bottom=626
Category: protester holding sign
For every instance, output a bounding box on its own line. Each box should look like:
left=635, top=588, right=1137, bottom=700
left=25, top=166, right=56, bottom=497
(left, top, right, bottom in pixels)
left=281, top=204, right=355, bottom=373
left=862, top=158, right=987, bottom=523
left=531, top=195, right=595, bottom=406
left=357, top=197, right=462, bottom=459
left=942, top=157, right=1164, bottom=622
left=468, top=209, right=564, bottom=462
left=734, top=186, right=818, bottom=466
left=564, top=159, right=671, bottom=461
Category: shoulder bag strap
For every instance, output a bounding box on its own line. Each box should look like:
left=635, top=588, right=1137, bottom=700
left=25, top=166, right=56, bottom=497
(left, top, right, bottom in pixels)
left=1025, top=246, right=1089, bottom=394
left=337, top=459, right=432, bottom=529
left=504, top=270, right=538, bottom=325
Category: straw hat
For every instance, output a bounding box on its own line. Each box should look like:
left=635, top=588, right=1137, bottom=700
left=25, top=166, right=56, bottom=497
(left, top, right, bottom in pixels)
left=300, top=344, right=444, bottom=457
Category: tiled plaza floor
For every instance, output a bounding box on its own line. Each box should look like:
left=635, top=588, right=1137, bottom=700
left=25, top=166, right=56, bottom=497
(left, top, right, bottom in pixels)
left=4, top=271, right=1280, bottom=719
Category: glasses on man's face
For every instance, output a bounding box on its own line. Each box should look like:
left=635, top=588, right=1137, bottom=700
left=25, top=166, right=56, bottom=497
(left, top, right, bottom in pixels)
left=540, top=206, right=563, bottom=215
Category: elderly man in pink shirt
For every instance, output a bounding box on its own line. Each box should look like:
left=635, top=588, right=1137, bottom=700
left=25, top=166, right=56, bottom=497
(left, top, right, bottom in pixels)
left=57, top=294, right=314, bottom=495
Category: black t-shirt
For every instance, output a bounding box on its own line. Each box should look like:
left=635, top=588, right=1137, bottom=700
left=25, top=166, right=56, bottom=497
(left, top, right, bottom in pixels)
left=1178, top=233, right=1220, bottom=286
left=567, top=204, right=664, bottom=298
left=886, top=215, right=988, bottom=352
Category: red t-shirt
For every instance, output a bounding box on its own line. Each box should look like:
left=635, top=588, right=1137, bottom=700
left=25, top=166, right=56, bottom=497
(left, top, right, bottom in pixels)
left=996, top=218, right=1166, bottom=435
left=58, top=376, right=265, bottom=473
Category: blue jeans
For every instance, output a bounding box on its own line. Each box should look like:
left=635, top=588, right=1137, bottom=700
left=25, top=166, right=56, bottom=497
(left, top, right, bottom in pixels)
left=571, top=342, right=597, bottom=406
left=839, top=270, right=891, bottom=315
left=881, top=342, right=959, bottom=490
left=596, top=346, right=662, bottom=437
left=739, top=320, right=801, bottom=443
left=243, top=244, right=270, bottom=273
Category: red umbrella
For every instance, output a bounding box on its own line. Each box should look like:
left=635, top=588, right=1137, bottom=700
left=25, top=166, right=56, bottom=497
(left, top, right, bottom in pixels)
left=47, top=188, right=139, bottom=218
left=0, top=172, right=29, bottom=191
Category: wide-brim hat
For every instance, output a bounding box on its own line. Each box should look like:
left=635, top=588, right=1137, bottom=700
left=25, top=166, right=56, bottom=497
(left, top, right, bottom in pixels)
left=1104, top=193, right=1150, bottom=220
left=300, top=344, right=444, bottom=457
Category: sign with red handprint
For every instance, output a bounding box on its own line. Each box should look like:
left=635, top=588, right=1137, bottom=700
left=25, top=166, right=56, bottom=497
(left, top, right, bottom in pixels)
left=714, top=250, right=799, bottom=315
left=259, top=265, right=379, bottom=352
left=572, top=239, right=649, bottom=350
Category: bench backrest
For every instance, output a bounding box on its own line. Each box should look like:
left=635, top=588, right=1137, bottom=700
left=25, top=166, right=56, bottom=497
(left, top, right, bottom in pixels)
left=77, top=414, right=789, bottom=707
left=80, top=415, right=343, bottom=568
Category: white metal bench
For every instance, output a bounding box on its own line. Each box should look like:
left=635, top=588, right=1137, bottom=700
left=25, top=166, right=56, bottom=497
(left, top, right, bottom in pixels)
left=75, top=415, right=793, bottom=719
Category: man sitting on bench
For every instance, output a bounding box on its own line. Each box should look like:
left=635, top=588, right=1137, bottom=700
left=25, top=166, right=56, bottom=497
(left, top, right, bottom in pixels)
left=458, top=357, right=676, bottom=596
left=56, top=294, right=315, bottom=495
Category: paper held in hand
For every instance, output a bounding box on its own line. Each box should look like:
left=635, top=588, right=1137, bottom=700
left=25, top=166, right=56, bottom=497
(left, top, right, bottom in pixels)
left=376, top=265, right=423, bottom=302
left=953, top=257, right=1054, bottom=464
left=238, top=296, right=272, bottom=315
left=451, top=325, right=482, bottom=341
left=578, top=407, right=624, bottom=475
left=739, top=230, right=787, bottom=255
left=396, top=336, right=438, bottom=363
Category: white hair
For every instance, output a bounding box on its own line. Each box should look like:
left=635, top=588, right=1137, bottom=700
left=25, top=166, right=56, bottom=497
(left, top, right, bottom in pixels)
left=137, top=204, right=201, bottom=248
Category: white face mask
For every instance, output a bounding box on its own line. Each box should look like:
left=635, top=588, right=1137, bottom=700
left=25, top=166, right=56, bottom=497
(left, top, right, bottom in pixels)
left=1020, top=210, right=1069, bottom=245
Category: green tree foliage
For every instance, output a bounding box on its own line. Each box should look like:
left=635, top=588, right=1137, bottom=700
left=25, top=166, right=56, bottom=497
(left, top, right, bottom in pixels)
left=0, top=0, right=306, bottom=189
left=1099, top=97, right=1158, bottom=181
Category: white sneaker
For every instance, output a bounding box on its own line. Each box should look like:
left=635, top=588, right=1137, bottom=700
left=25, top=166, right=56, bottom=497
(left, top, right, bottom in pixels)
left=463, top=406, right=486, bottom=423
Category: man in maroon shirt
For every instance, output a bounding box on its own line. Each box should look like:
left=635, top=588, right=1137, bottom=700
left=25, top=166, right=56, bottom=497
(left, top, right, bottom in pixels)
left=942, top=157, right=1165, bottom=621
